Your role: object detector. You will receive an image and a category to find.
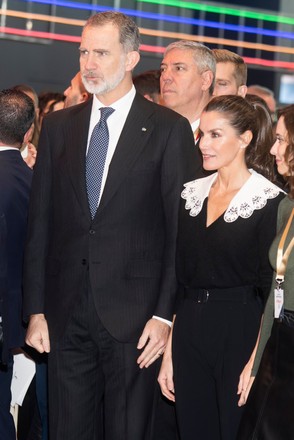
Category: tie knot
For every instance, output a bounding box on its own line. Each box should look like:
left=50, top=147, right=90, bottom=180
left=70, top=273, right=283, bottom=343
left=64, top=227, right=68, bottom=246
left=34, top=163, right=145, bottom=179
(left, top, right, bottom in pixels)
left=99, top=107, right=115, bottom=123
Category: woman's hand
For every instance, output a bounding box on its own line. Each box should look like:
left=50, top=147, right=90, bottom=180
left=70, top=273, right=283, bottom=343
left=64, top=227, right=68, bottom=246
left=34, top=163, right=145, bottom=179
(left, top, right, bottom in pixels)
left=237, top=314, right=262, bottom=406
left=158, top=351, right=175, bottom=402
left=237, top=360, right=255, bottom=406
left=158, top=318, right=175, bottom=402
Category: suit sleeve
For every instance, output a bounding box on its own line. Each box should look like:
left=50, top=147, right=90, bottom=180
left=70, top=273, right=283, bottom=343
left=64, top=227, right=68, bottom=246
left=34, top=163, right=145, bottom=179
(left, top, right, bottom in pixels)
left=153, top=115, right=202, bottom=320
left=23, top=120, right=53, bottom=319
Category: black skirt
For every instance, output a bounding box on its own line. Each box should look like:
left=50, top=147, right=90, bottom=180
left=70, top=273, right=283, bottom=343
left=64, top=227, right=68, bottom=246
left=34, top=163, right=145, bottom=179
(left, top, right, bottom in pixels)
left=237, top=312, right=294, bottom=440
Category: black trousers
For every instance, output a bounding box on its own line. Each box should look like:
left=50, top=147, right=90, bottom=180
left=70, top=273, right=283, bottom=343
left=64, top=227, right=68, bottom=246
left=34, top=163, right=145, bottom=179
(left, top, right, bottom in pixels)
left=48, top=289, right=160, bottom=440
left=237, top=315, right=294, bottom=440
left=173, top=287, right=262, bottom=440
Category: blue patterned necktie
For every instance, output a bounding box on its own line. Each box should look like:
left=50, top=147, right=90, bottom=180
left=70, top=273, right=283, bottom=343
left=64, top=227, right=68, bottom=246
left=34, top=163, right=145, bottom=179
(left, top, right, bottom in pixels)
left=86, top=106, right=115, bottom=219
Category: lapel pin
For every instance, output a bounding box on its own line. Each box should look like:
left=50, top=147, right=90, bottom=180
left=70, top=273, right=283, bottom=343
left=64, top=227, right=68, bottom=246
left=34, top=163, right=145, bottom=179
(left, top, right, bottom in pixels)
left=142, top=127, right=147, bottom=132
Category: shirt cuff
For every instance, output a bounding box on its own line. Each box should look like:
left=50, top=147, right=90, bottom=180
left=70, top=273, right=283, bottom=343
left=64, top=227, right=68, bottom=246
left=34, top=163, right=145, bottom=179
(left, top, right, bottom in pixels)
left=152, top=315, right=172, bottom=327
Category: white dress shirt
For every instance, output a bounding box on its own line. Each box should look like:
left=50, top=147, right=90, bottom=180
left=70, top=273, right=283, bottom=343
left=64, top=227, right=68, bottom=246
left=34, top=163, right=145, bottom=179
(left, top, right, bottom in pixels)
left=86, top=86, right=136, bottom=204
left=191, top=118, right=200, bottom=134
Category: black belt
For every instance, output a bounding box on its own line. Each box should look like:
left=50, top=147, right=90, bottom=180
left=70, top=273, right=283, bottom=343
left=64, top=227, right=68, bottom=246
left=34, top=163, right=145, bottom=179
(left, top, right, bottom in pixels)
left=184, top=286, right=257, bottom=304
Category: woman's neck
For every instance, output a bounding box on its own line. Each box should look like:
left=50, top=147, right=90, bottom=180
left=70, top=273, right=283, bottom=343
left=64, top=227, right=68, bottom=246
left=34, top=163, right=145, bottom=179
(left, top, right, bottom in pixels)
left=213, top=165, right=251, bottom=194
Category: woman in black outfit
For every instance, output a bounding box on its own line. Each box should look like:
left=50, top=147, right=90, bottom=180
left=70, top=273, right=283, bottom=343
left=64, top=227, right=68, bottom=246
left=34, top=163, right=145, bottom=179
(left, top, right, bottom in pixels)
left=158, top=95, right=285, bottom=440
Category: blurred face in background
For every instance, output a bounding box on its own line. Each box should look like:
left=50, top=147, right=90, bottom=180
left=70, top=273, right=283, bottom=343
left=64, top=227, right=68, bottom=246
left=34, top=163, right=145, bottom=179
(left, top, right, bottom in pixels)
left=271, top=115, right=290, bottom=176
left=64, top=72, right=89, bottom=108
left=213, top=62, right=246, bottom=97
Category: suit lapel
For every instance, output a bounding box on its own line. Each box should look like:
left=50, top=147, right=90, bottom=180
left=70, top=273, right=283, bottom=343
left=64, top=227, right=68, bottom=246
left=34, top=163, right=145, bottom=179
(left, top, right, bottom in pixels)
left=65, top=99, right=93, bottom=220
left=96, top=94, right=155, bottom=217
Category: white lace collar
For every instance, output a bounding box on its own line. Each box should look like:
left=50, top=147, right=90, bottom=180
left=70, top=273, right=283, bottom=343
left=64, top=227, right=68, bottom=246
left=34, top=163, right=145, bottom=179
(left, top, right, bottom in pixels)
left=181, top=170, right=284, bottom=223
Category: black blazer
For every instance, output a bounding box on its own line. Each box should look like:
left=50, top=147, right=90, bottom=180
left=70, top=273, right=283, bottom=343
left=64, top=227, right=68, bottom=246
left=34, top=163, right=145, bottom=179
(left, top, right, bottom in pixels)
left=23, top=93, right=202, bottom=345
left=0, top=150, right=32, bottom=362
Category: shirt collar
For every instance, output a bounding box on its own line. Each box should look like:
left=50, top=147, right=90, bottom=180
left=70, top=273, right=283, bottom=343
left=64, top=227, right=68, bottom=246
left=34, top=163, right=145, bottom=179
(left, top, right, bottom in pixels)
left=191, top=118, right=200, bottom=133
left=0, top=146, right=20, bottom=151
left=91, top=85, right=136, bottom=116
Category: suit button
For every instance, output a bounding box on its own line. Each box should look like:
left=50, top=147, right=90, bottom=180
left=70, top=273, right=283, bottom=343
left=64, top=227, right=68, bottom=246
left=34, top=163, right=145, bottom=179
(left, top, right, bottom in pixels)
left=89, top=229, right=96, bottom=235
left=82, top=259, right=87, bottom=265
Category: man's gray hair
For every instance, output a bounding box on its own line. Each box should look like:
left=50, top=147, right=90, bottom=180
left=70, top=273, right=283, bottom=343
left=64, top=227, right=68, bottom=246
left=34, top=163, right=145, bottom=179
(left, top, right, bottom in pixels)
left=164, top=40, right=216, bottom=76
left=84, top=11, right=141, bottom=53
left=164, top=40, right=216, bottom=94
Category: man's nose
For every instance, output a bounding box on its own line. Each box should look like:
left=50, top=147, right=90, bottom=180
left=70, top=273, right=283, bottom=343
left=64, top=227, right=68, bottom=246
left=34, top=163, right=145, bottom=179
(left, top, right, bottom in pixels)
left=160, top=69, right=172, bottom=82
left=83, top=53, right=97, bottom=71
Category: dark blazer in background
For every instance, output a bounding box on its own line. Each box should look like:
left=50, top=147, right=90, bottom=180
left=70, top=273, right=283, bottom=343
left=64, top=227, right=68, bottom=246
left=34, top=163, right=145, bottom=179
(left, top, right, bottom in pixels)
left=0, top=150, right=32, bottom=362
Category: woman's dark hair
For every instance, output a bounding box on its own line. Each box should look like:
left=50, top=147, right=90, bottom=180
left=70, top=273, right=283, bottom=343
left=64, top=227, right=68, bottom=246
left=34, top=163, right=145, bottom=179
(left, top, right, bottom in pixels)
left=277, top=104, right=294, bottom=198
left=203, top=95, right=275, bottom=181
left=39, top=92, right=65, bottom=118
left=245, top=94, right=277, bottom=184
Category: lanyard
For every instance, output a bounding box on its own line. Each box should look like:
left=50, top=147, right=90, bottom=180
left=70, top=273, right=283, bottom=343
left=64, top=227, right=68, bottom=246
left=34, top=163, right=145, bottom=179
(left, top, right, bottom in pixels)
left=276, top=207, right=294, bottom=285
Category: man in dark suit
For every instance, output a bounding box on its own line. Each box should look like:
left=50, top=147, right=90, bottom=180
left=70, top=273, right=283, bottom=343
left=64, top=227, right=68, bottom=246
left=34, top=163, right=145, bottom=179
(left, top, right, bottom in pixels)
left=0, top=89, right=34, bottom=440
left=24, top=11, right=200, bottom=440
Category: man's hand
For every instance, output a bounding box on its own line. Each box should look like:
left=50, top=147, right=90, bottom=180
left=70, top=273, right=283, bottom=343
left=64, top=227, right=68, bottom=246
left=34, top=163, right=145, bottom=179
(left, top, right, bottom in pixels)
left=137, top=318, right=170, bottom=369
left=25, top=313, right=50, bottom=353
left=23, top=142, right=37, bottom=169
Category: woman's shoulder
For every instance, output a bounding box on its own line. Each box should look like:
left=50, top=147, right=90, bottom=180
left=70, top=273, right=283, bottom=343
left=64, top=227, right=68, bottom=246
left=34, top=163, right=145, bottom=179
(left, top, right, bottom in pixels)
left=239, top=171, right=285, bottom=206
left=277, top=195, right=294, bottom=225
left=278, top=195, right=294, bottom=211
left=247, top=170, right=285, bottom=198
left=223, top=171, right=285, bottom=222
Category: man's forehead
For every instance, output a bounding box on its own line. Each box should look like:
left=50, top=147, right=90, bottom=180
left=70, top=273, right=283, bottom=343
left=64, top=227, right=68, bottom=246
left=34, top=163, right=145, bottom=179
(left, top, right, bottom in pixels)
left=81, top=23, right=119, bottom=40
left=162, top=49, right=199, bottom=65
left=216, top=62, right=235, bottom=75
left=161, top=60, right=190, bottom=66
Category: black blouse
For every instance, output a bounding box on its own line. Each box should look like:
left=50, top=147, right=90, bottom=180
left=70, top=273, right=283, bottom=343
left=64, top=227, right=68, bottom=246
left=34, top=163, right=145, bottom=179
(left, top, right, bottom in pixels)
left=176, top=174, right=284, bottom=304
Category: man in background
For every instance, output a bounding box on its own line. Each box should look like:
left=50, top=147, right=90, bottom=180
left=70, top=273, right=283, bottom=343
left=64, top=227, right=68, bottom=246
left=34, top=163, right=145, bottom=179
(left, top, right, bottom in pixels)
left=64, top=71, right=91, bottom=108
left=160, top=40, right=215, bottom=145
left=0, top=89, right=34, bottom=440
left=212, top=48, right=247, bottom=97
left=133, top=69, right=161, bottom=104
left=247, top=84, right=276, bottom=117
left=12, top=84, right=39, bottom=167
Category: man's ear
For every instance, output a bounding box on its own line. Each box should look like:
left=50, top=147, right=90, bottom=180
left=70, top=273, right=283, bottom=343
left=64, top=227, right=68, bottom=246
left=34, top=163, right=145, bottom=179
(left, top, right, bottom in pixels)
left=81, top=92, right=90, bottom=103
left=23, top=124, right=34, bottom=145
left=201, top=70, right=214, bottom=92
left=238, top=85, right=247, bottom=98
left=125, top=51, right=140, bottom=72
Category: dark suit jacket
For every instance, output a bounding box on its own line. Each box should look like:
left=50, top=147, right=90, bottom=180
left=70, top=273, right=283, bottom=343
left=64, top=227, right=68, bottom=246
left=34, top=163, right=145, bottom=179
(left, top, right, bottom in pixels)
left=0, top=150, right=32, bottom=362
left=23, top=93, right=202, bottom=346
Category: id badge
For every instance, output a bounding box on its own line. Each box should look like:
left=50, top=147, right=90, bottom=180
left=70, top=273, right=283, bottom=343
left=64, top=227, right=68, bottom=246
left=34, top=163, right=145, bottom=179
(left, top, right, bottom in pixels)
left=274, top=287, right=284, bottom=319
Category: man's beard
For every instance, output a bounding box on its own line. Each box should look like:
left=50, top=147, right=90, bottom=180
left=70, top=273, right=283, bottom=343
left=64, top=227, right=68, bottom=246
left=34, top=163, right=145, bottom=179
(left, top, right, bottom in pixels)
left=82, top=60, right=126, bottom=96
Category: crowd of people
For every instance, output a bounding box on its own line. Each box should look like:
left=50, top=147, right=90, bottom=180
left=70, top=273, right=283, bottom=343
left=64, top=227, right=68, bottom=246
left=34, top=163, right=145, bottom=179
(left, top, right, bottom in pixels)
left=0, top=9, right=293, bottom=440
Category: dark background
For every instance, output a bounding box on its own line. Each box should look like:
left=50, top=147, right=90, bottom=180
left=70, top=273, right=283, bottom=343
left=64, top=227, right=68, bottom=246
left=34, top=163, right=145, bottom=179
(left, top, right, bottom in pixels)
left=0, top=0, right=292, bottom=103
